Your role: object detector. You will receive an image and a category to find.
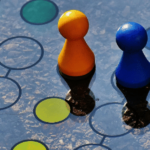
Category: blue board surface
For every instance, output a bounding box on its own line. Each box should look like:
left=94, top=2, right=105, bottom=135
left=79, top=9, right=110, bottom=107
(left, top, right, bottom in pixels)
left=1, top=0, right=150, bottom=149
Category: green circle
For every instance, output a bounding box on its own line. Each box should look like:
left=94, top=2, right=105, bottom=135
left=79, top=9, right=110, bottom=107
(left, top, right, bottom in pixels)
left=13, top=141, right=47, bottom=150
left=35, top=98, right=70, bottom=123
left=21, top=0, right=58, bottom=24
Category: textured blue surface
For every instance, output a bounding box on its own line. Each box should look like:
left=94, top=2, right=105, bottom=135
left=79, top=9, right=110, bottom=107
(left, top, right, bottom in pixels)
left=115, top=22, right=150, bottom=88
left=1, top=0, right=150, bottom=149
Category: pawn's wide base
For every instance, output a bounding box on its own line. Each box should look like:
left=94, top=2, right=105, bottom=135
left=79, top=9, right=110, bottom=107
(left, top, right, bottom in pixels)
left=116, top=81, right=150, bottom=128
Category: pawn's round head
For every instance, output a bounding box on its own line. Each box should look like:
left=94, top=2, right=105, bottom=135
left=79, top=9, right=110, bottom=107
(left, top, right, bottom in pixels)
left=58, top=10, right=89, bottom=40
left=116, top=22, right=147, bottom=53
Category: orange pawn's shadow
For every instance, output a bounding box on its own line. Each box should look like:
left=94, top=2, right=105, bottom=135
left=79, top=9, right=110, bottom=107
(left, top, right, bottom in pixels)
left=57, top=10, right=96, bottom=116
left=57, top=65, right=96, bottom=116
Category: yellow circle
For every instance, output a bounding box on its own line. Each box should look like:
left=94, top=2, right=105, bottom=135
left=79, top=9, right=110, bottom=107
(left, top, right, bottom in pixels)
left=35, top=98, right=70, bottom=123
left=58, top=10, right=89, bottom=40
left=13, top=141, right=47, bottom=150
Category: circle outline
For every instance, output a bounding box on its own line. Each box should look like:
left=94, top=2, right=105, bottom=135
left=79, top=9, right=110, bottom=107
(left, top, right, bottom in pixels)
left=89, top=102, right=133, bottom=137
left=0, top=76, right=22, bottom=110
left=11, top=139, right=49, bottom=150
left=20, top=0, right=59, bottom=25
left=74, top=144, right=111, bottom=150
left=33, top=97, right=71, bottom=124
left=0, top=36, right=44, bottom=70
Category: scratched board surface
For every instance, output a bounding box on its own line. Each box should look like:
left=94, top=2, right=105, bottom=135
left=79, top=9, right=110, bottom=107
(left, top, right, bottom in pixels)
left=1, top=0, right=150, bottom=149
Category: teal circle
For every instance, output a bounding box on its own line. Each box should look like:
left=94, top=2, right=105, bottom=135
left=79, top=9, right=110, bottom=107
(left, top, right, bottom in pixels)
left=20, top=0, right=58, bottom=25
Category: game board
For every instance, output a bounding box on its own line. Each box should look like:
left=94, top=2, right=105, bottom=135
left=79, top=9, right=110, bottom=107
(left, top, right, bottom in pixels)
left=1, top=0, right=150, bottom=149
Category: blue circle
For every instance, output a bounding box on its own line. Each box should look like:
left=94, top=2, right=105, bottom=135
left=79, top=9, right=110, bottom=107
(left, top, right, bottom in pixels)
left=116, top=22, right=147, bottom=53
left=0, top=36, right=44, bottom=70
left=74, top=144, right=111, bottom=150
left=0, top=77, right=21, bottom=110
left=89, top=103, right=133, bottom=137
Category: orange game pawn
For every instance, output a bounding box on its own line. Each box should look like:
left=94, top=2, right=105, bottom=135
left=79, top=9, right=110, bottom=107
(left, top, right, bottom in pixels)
left=58, top=10, right=95, bottom=78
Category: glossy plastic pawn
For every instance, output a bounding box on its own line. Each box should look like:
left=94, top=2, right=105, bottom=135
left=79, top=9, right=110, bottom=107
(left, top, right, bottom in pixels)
left=115, top=22, right=150, bottom=128
left=58, top=10, right=95, bottom=78
left=116, top=22, right=150, bottom=88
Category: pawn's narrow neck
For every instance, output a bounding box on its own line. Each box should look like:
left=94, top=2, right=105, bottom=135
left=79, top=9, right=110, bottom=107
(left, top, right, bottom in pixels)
left=65, top=38, right=85, bottom=44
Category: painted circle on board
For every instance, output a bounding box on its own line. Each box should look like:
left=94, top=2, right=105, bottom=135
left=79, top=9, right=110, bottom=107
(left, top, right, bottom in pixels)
left=75, top=144, right=110, bottom=150
left=89, top=103, right=132, bottom=137
left=34, top=97, right=70, bottom=123
left=20, top=0, right=58, bottom=25
left=0, top=77, right=21, bottom=110
left=11, top=140, right=48, bottom=150
left=0, top=36, right=44, bottom=70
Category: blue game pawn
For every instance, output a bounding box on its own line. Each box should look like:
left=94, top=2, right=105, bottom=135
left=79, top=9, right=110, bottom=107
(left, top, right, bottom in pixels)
left=115, top=22, right=150, bottom=128
left=115, top=22, right=150, bottom=88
